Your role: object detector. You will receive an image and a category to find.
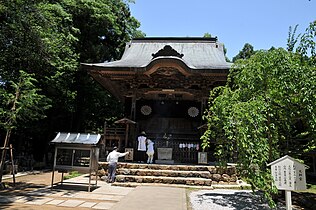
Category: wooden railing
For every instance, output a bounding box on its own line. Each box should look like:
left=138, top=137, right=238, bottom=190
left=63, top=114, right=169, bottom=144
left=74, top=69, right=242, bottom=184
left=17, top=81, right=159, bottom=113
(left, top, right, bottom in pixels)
left=154, top=139, right=200, bottom=163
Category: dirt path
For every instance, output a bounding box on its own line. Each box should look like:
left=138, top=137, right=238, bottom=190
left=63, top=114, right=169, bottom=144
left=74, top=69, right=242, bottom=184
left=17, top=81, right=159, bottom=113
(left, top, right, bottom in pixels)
left=5, top=170, right=64, bottom=184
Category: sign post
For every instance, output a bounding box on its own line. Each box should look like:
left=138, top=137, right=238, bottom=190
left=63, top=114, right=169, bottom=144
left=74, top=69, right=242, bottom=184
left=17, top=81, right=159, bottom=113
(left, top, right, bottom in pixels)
left=268, top=155, right=309, bottom=210
left=285, top=190, right=291, bottom=210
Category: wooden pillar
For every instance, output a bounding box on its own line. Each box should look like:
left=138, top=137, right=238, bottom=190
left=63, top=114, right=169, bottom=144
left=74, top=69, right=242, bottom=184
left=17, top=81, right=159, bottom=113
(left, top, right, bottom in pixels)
left=131, top=96, right=136, bottom=121
left=103, top=121, right=107, bottom=148
left=201, top=97, right=208, bottom=115
left=88, top=169, right=91, bottom=192
left=9, top=144, right=15, bottom=186
left=51, top=147, right=57, bottom=189
left=125, top=124, right=130, bottom=148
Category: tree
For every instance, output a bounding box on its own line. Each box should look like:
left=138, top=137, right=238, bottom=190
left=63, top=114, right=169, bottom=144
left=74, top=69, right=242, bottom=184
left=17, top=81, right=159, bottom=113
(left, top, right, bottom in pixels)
left=0, top=0, right=79, bottom=161
left=203, top=32, right=212, bottom=38
left=0, top=0, right=78, bottom=120
left=0, top=70, right=50, bottom=183
left=59, top=0, right=142, bottom=131
left=295, top=20, right=316, bottom=151
left=232, top=43, right=255, bottom=62
left=202, top=47, right=316, bottom=206
left=297, top=20, right=316, bottom=64
left=59, top=0, right=142, bottom=63
left=0, top=0, right=142, bottom=161
left=287, top=24, right=300, bottom=52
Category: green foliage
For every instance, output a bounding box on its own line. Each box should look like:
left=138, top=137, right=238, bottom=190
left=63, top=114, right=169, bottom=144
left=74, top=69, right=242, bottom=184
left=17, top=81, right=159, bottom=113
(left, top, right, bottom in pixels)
left=302, top=184, right=316, bottom=194
left=203, top=32, right=212, bottom=38
left=0, top=0, right=78, bottom=113
left=232, top=43, right=255, bottom=62
left=64, top=171, right=82, bottom=180
left=0, top=70, right=51, bottom=182
left=56, top=0, right=139, bottom=131
left=297, top=20, right=316, bottom=64
left=0, top=0, right=142, bottom=160
left=0, top=70, right=51, bottom=130
left=202, top=47, right=316, bottom=206
left=288, top=21, right=316, bottom=151
left=287, top=24, right=300, bottom=52
left=60, top=0, right=142, bottom=63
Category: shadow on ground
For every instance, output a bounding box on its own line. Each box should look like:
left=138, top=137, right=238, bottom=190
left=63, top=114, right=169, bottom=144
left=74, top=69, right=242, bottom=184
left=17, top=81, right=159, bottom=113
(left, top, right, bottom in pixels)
left=52, top=183, right=99, bottom=192
left=192, top=190, right=316, bottom=210
left=1, top=182, right=46, bottom=195
left=198, top=191, right=284, bottom=210
left=0, top=180, right=99, bottom=210
left=284, top=191, right=316, bottom=210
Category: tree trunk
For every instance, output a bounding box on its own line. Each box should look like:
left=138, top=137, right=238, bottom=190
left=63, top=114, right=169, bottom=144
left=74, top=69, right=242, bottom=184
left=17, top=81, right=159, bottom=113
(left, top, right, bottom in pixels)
left=0, top=129, right=12, bottom=183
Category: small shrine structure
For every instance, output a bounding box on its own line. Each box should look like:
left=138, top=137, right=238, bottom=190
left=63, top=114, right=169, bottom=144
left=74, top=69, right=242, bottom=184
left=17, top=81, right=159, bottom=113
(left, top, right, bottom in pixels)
left=82, top=37, right=231, bottom=163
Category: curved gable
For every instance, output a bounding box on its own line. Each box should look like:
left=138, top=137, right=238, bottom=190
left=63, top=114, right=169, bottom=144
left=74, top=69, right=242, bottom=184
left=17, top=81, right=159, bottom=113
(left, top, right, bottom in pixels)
left=82, top=37, right=231, bottom=101
left=82, top=37, right=231, bottom=71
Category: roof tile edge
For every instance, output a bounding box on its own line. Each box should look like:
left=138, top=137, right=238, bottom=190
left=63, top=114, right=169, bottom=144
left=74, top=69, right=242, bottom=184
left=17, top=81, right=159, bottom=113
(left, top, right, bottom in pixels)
left=132, top=37, right=218, bottom=42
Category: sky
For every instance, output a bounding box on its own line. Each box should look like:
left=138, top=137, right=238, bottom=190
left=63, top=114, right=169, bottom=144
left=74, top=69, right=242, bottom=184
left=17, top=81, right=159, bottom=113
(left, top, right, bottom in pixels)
left=129, top=0, right=316, bottom=60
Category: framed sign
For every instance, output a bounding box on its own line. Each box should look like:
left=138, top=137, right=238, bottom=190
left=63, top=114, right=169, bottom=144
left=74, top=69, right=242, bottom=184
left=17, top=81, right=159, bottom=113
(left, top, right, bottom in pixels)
left=198, top=152, right=208, bottom=164
left=125, top=148, right=134, bottom=161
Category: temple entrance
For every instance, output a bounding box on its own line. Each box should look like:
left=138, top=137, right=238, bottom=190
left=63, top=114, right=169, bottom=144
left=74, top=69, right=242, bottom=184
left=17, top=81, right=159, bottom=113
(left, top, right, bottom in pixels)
left=134, top=99, right=201, bottom=163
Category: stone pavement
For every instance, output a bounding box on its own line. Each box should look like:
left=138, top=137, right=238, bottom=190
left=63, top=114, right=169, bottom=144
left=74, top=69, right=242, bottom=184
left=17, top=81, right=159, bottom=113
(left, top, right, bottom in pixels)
left=0, top=173, right=187, bottom=210
left=111, top=186, right=187, bottom=210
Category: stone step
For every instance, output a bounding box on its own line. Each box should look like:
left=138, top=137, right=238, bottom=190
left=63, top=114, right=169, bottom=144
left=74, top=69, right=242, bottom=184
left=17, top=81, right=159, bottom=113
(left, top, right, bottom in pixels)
left=116, top=168, right=212, bottom=179
left=111, top=182, right=215, bottom=189
left=99, top=162, right=236, bottom=175
left=112, top=182, right=247, bottom=190
left=98, top=162, right=238, bottom=187
left=117, top=163, right=212, bottom=171
left=115, top=175, right=213, bottom=186
left=100, top=162, right=211, bottom=171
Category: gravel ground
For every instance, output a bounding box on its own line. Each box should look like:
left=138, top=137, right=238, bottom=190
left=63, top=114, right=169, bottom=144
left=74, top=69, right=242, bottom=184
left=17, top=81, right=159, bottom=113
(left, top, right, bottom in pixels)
left=189, top=189, right=291, bottom=210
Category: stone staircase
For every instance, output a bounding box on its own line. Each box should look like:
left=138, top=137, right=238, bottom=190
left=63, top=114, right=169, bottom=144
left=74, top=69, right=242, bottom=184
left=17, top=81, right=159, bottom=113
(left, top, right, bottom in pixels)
left=98, top=162, right=239, bottom=188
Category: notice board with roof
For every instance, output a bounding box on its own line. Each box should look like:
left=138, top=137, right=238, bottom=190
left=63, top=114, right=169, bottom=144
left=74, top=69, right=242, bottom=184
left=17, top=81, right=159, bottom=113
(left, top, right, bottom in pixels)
left=50, top=132, right=101, bottom=191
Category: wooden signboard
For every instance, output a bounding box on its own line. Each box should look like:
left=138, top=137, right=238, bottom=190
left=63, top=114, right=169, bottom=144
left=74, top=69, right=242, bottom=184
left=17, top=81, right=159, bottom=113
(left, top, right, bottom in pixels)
left=268, top=155, right=309, bottom=210
left=125, top=148, right=134, bottom=161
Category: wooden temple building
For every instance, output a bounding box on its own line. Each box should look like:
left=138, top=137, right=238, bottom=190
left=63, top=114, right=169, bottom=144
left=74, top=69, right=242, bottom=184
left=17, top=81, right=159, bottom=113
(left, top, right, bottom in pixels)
left=82, top=37, right=231, bottom=163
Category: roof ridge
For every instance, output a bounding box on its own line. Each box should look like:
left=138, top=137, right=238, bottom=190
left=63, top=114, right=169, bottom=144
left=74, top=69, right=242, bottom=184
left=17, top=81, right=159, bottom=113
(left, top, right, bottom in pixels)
left=132, top=37, right=218, bottom=43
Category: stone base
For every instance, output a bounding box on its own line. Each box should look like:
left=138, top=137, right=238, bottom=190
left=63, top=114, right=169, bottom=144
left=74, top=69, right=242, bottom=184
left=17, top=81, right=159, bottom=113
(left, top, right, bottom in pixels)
left=155, top=159, right=175, bottom=164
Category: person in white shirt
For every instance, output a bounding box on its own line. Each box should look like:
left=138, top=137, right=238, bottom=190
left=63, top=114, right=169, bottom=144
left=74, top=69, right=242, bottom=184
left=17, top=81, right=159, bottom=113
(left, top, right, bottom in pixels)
left=106, top=147, right=129, bottom=183
left=146, top=139, right=155, bottom=164
left=137, top=131, right=147, bottom=162
left=137, top=131, right=147, bottom=151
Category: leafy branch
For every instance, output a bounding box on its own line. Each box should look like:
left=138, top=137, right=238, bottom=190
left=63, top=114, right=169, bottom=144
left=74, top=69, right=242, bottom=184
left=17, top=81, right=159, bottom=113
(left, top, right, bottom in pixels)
left=0, top=70, right=51, bottom=183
